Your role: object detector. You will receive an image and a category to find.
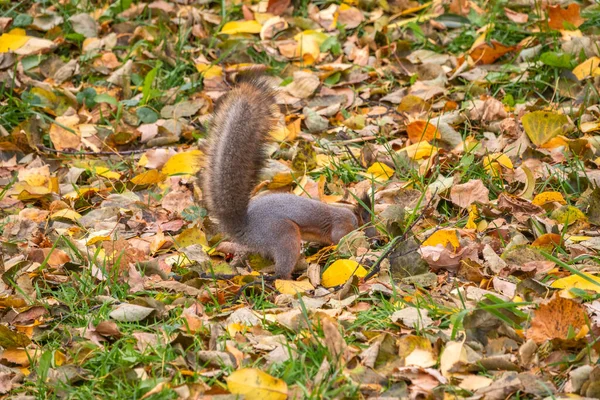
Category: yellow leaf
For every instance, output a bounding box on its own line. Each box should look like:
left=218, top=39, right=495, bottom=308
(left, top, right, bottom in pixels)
left=275, top=279, right=315, bottom=295
left=521, top=111, right=570, bottom=146
left=422, top=229, right=460, bottom=250
left=176, top=228, right=209, bottom=249
left=364, top=162, right=394, bottom=182
left=567, top=235, right=591, bottom=242
left=532, top=191, right=567, bottom=206
left=322, top=259, right=367, bottom=288
left=540, top=135, right=569, bottom=149
left=94, top=166, right=120, bottom=180
left=580, top=120, right=600, bottom=133
left=519, top=165, right=535, bottom=200
left=293, top=30, right=328, bottom=65
left=226, top=368, right=287, bottom=400
left=131, top=170, right=166, bottom=185
left=401, top=141, right=438, bottom=160
left=483, top=153, right=513, bottom=176
left=195, top=63, right=223, bottom=78
left=572, top=57, right=600, bottom=80
left=551, top=273, right=600, bottom=294
left=0, top=29, right=29, bottom=53
left=161, top=150, right=204, bottom=176
left=220, top=20, right=262, bottom=35
left=226, top=322, right=247, bottom=337
left=63, top=187, right=99, bottom=200
left=50, top=209, right=82, bottom=221
left=551, top=205, right=587, bottom=225
left=270, top=118, right=300, bottom=142
left=465, top=205, right=479, bottom=230
left=86, top=230, right=112, bottom=245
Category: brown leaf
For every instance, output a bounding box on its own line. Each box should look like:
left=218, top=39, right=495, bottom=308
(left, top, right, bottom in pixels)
left=548, top=4, right=584, bottom=30
left=497, top=193, right=544, bottom=215
left=469, top=40, right=514, bottom=65
left=318, top=314, right=347, bottom=360
left=267, top=0, right=291, bottom=16
left=504, top=8, right=528, bottom=23
left=95, top=321, right=122, bottom=338
left=526, top=295, right=587, bottom=344
left=450, top=179, right=490, bottom=208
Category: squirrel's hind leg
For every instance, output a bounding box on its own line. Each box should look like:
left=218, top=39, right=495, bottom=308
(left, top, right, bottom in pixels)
left=265, top=220, right=302, bottom=279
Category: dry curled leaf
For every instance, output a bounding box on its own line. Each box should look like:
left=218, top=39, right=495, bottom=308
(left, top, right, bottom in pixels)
left=526, top=295, right=587, bottom=344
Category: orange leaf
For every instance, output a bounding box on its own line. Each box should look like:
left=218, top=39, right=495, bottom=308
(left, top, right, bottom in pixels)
left=469, top=40, right=514, bottom=65
left=526, top=295, right=587, bottom=344
left=548, top=4, right=584, bottom=30
left=531, top=233, right=563, bottom=249
left=406, top=120, right=439, bottom=142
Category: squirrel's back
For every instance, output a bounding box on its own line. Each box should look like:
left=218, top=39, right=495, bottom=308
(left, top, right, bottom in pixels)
left=202, top=77, right=278, bottom=239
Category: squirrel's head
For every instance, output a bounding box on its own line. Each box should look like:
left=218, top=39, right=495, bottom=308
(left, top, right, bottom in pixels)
left=330, top=207, right=359, bottom=243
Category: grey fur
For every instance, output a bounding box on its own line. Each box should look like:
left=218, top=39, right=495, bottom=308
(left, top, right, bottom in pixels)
left=203, top=78, right=358, bottom=278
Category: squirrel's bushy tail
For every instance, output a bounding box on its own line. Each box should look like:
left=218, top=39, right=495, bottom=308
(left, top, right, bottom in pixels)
left=203, top=77, right=278, bottom=239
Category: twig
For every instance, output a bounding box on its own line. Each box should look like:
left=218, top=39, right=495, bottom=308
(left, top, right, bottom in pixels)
left=334, top=135, right=378, bottom=145
left=36, top=144, right=171, bottom=156
left=343, top=144, right=361, bottom=167
left=232, top=278, right=277, bottom=303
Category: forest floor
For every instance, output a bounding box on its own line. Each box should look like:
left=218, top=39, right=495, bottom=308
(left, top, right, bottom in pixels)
left=1, top=0, right=600, bottom=398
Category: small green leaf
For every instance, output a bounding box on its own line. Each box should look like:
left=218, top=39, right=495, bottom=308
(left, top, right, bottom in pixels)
left=13, top=14, right=33, bottom=27
left=142, top=62, right=162, bottom=105
left=94, top=93, right=117, bottom=106
left=136, top=107, right=158, bottom=124
left=540, top=52, right=573, bottom=69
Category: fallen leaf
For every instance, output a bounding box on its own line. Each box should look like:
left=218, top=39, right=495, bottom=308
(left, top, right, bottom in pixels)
left=450, top=179, right=490, bottom=208
left=275, top=279, right=315, bottom=295
left=469, top=40, right=514, bottom=65
left=322, top=259, right=367, bottom=287
left=406, top=120, right=439, bottom=142
left=220, top=20, right=262, bottom=35
left=548, top=4, right=585, bottom=30
left=226, top=368, right=287, bottom=400
left=364, top=162, right=395, bottom=182
left=109, top=304, right=155, bottom=322
left=521, top=111, right=570, bottom=146
left=526, top=295, right=587, bottom=344
left=532, top=191, right=567, bottom=207
left=572, top=57, right=600, bottom=80
left=422, top=229, right=460, bottom=250
left=161, top=150, right=204, bottom=176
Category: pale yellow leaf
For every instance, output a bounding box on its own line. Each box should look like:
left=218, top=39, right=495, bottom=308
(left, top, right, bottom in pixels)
left=275, top=279, right=315, bottom=295
left=401, top=141, right=438, bottom=160
left=195, top=63, right=223, bottom=78
left=572, top=56, right=600, bottom=80
left=50, top=209, right=82, bottom=221
left=521, top=111, right=570, bottom=146
left=226, top=368, right=287, bottom=400
left=94, top=166, right=120, bottom=180
left=131, top=170, right=166, bottom=185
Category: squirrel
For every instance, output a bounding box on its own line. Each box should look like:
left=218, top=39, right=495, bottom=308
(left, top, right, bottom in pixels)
left=201, top=75, right=359, bottom=280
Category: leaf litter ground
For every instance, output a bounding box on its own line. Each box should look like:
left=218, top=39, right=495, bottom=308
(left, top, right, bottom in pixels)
left=1, top=0, right=600, bottom=398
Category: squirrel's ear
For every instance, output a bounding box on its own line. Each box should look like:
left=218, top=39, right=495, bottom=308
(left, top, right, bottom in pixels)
left=356, top=191, right=372, bottom=226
